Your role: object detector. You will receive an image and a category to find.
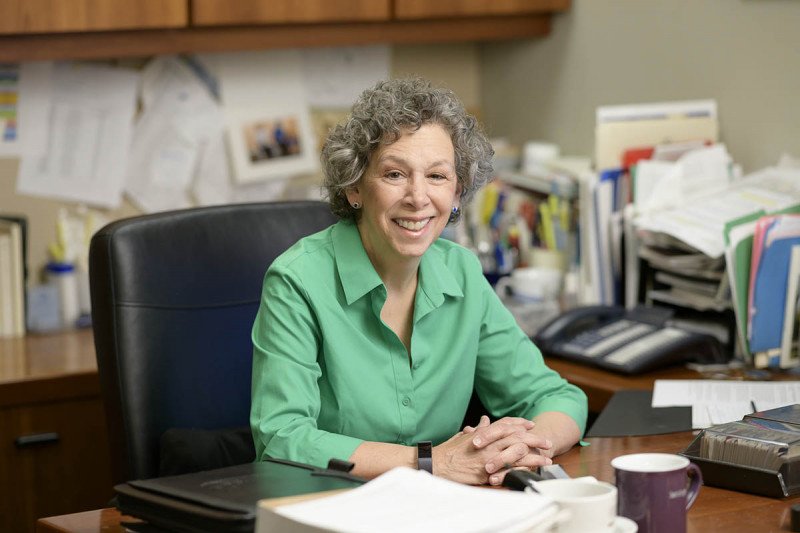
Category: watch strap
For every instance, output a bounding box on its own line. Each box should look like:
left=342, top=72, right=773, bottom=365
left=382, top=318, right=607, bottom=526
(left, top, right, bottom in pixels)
left=417, top=441, right=433, bottom=474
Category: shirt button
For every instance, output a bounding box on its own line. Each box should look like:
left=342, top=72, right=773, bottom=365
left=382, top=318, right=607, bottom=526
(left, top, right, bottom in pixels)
left=412, top=362, right=420, bottom=370
left=402, top=397, right=411, bottom=406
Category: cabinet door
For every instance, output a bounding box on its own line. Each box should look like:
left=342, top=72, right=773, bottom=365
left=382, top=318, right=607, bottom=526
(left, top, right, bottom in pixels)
left=0, top=398, right=113, bottom=533
left=395, top=0, right=569, bottom=20
left=192, top=0, right=391, bottom=26
left=0, top=0, right=187, bottom=35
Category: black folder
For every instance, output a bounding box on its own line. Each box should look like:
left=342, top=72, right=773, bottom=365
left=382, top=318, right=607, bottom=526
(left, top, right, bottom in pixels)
left=586, top=389, right=692, bottom=437
left=115, top=458, right=365, bottom=533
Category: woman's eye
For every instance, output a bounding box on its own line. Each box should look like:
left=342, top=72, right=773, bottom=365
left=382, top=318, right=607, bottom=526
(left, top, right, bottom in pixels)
left=429, top=174, right=447, bottom=181
left=385, top=171, right=403, bottom=179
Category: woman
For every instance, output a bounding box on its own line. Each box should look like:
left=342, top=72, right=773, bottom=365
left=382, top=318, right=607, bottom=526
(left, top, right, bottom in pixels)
left=250, top=78, right=586, bottom=486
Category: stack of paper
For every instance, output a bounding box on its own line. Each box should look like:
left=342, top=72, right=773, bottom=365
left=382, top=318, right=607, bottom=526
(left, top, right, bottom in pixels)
left=257, top=467, right=558, bottom=533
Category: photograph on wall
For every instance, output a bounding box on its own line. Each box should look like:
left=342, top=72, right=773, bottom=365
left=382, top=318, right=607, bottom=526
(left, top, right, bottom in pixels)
left=226, top=106, right=317, bottom=184
left=243, top=116, right=302, bottom=162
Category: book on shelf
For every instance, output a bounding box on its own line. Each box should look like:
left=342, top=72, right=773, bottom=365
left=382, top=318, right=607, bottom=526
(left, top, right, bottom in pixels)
left=0, top=217, right=25, bottom=338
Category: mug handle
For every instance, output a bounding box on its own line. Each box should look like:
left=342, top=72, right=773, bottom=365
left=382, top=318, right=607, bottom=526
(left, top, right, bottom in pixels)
left=685, top=462, right=703, bottom=510
left=495, top=276, right=512, bottom=298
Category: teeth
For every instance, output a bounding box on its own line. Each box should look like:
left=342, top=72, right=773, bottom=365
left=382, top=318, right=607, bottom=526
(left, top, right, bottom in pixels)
left=397, top=219, right=428, bottom=231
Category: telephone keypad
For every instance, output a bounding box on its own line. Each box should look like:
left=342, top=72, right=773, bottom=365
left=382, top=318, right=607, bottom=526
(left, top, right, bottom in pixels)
left=561, top=320, right=655, bottom=358
left=604, top=327, right=689, bottom=366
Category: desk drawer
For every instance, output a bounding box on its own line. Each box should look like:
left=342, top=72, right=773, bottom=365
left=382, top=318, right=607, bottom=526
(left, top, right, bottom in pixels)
left=0, top=396, right=113, bottom=533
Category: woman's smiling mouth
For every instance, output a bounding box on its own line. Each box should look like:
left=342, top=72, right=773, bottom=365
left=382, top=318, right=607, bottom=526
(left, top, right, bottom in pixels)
left=395, top=218, right=431, bottom=231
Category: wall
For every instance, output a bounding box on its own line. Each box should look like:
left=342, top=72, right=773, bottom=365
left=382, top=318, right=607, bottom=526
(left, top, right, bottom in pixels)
left=0, top=43, right=480, bottom=279
left=479, top=0, right=800, bottom=173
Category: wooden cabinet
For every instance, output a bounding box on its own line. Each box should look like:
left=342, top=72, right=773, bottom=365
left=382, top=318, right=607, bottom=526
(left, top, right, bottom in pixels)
left=192, top=0, right=390, bottom=26
left=0, top=0, right=186, bottom=34
left=0, top=330, right=113, bottom=533
left=0, top=0, right=570, bottom=62
left=394, top=0, right=570, bottom=20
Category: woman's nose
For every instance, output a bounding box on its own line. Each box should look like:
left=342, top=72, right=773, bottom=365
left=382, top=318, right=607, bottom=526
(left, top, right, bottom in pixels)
left=406, top=174, right=429, bottom=206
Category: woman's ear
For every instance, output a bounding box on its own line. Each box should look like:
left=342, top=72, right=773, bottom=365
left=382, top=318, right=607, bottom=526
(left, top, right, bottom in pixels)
left=345, top=187, right=361, bottom=208
left=453, top=181, right=463, bottom=207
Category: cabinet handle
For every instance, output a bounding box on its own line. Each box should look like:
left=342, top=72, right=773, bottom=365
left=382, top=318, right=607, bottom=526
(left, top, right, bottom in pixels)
left=15, top=432, right=60, bottom=448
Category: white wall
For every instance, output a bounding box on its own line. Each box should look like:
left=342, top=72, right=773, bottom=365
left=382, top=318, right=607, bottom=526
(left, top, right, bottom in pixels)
left=479, top=0, right=800, bottom=173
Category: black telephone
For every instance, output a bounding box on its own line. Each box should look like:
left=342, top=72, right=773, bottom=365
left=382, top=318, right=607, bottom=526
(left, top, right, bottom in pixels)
left=532, top=305, right=726, bottom=374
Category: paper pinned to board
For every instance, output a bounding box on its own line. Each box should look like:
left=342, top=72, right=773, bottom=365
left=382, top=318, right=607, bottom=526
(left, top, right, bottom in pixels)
left=259, top=467, right=558, bottom=533
left=16, top=62, right=139, bottom=208
left=0, top=62, right=53, bottom=157
left=125, top=56, right=227, bottom=213
left=303, top=45, right=390, bottom=108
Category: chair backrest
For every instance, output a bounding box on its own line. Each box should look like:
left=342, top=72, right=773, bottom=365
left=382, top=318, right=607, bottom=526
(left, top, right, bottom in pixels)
left=90, top=201, right=337, bottom=483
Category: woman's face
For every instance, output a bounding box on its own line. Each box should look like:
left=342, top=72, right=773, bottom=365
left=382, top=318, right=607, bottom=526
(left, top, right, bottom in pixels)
left=346, top=123, right=461, bottom=269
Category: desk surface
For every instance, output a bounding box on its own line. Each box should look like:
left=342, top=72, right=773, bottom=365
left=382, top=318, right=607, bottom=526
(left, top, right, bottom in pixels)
left=0, top=328, right=98, bottom=407
left=37, top=431, right=798, bottom=533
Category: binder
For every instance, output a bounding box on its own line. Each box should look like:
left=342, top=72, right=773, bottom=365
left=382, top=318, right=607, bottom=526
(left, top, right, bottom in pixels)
left=114, top=458, right=365, bottom=533
left=749, top=216, right=800, bottom=354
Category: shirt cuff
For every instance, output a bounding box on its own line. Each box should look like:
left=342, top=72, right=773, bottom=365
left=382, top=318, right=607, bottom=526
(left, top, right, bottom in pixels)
left=528, top=396, right=589, bottom=435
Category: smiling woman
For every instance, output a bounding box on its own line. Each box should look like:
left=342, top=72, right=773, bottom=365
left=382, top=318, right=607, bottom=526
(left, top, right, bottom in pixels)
left=345, top=124, right=460, bottom=275
left=250, top=78, right=587, bottom=487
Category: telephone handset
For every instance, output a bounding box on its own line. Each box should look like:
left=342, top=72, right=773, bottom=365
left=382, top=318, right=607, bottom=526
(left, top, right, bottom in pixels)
left=533, top=305, right=726, bottom=374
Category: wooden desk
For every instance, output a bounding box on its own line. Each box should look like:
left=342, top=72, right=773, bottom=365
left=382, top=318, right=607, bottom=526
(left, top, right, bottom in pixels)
left=0, top=329, right=114, bottom=533
left=37, top=431, right=798, bottom=533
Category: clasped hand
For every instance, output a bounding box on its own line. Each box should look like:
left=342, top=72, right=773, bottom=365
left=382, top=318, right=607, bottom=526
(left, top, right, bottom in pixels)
left=432, top=415, right=553, bottom=485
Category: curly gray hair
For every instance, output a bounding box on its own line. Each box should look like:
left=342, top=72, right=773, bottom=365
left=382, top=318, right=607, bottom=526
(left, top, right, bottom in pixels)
left=321, top=77, right=494, bottom=223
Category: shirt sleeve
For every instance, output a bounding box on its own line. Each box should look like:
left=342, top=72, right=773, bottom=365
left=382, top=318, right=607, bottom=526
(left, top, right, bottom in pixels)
left=471, top=266, right=588, bottom=435
left=250, top=262, right=363, bottom=468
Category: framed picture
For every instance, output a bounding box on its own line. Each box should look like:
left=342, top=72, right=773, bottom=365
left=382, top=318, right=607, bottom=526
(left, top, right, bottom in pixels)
left=226, top=106, right=318, bottom=184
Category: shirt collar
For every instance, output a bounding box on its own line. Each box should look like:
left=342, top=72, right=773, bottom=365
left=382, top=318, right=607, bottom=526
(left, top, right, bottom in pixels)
left=332, top=220, right=464, bottom=306
left=332, top=220, right=383, bottom=305
left=417, top=243, right=464, bottom=311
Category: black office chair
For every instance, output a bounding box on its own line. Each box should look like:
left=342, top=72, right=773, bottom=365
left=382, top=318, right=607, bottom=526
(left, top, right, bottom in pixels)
left=89, top=201, right=337, bottom=484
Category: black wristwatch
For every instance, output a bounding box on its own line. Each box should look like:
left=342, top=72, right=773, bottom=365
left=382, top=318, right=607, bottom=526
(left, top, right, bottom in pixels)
left=417, top=441, right=433, bottom=474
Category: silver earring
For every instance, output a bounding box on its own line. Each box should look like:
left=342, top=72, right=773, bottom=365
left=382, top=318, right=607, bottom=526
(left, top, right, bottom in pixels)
left=452, top=206, right=459, bottom=214
left=352, top=202, right=361, bottom=209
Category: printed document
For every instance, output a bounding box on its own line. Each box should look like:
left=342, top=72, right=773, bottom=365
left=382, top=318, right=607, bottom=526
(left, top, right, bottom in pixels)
left=258, top=467, right=558, bottom=533
left=653, top=380, right=800, bottom=428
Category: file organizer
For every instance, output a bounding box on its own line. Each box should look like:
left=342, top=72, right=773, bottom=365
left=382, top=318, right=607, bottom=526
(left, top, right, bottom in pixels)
left=681, top=404, right=800, bottom=497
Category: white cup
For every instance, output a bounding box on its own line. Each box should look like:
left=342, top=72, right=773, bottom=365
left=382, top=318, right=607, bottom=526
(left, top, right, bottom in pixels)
left=495, top=267, right=562, bottom=302
left=534, top=478, right=618, bottom=533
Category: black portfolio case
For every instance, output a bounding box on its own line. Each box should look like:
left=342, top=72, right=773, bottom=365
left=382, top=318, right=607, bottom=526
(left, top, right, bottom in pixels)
left=115, top=458, right=365, bottom=533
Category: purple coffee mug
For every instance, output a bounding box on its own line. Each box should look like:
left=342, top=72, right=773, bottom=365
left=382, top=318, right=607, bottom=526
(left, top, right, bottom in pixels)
left=612, top=453, right=702, bottom=533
